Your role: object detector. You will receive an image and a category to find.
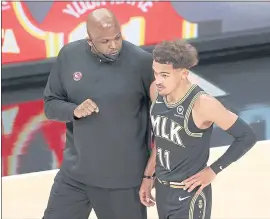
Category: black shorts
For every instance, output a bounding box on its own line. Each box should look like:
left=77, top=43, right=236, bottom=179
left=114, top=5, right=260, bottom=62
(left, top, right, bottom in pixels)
left=43, top=170, right=146, bottom=219
left=155, top=178, right=212, bottom=219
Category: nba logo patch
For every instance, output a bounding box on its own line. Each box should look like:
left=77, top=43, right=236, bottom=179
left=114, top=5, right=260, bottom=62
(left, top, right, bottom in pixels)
left=73, top=72, right=82, bottom=81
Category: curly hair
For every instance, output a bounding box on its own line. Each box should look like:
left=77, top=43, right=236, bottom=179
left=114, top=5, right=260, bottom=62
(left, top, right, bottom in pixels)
left=153, top=39, right=199, bottom=69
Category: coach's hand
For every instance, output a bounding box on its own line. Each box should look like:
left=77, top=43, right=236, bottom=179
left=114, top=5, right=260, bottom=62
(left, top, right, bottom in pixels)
left=183, top=167, right=216, bottom=196
left=74, top=99, right=99, bottom=118
left=139, top=178, right=155, bottom=207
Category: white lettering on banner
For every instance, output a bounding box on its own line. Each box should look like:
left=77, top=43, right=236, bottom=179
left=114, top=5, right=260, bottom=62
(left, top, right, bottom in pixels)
left=2, top=1, right=10, bottom=10
left=137, top=1, right=153, bottom=12
left=62, top=4, right=79, bottom=18
left=63, top=1, right=153, bottom=18
left=1, top=29, right=20, bottom=54
left=69, top=16, right=146, bottom=45
left=110, top=1, right=135, bottom=6
left=63, top=2, right=106, bottom=18
left=110, top=1, right=153, bottom=12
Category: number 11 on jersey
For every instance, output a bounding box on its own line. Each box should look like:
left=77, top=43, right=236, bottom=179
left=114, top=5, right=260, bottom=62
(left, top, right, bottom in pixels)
left=157, top=147, right=171, bottom=171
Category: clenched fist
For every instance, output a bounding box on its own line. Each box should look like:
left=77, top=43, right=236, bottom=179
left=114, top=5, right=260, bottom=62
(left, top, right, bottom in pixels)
left=74, top=99, right=99, bottom=118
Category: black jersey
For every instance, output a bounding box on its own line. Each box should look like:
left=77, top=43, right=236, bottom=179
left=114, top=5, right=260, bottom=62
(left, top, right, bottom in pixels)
left=44, top=39, right=154, bottom=188
left=150, top=84, right=213, bottom=182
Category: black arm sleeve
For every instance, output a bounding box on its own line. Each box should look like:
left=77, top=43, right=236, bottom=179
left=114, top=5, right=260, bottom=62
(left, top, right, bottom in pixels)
left=210, top=117, right=257, bottom=174
left=43, top=48, right=78, bottom=122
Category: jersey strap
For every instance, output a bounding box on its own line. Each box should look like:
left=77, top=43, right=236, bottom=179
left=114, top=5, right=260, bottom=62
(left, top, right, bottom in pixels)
left=183, top=91, right=208, bottom=137
left=163, top=84, right=197, bottom=108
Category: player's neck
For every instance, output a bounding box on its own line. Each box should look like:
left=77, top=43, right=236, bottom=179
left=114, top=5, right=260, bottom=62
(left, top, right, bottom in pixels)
left=166, top=80, right=193, bottom=104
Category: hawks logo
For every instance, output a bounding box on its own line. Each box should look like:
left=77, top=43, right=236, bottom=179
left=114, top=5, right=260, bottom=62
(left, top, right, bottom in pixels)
left=73, top=72, right=82, bottom=81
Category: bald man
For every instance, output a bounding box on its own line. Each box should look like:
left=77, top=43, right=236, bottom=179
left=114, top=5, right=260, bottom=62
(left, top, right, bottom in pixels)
left=43, top=8, right=153, bottom=219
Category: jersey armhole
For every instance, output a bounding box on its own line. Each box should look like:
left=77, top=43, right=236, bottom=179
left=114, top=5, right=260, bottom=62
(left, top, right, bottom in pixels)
left=183, top=91, right=207, bottom=137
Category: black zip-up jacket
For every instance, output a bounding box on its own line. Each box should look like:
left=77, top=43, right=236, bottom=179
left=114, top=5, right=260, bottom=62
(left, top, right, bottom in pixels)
left=44, top=39, right=154, bottom=188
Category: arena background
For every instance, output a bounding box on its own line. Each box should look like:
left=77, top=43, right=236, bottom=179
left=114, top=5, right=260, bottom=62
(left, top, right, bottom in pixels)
left=2, top=1, right=270, bottom=219
left=2, top=1, right=270, bottom=176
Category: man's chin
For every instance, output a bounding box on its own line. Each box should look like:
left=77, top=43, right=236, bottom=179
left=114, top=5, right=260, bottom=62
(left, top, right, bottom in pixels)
left=158, top=90, right=167, bottom=96
left=109, top=51, right=119, bottom=56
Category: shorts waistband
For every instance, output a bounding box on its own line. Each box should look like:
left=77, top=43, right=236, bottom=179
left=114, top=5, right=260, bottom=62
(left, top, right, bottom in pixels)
left=157, top=177, right=185, bottom=189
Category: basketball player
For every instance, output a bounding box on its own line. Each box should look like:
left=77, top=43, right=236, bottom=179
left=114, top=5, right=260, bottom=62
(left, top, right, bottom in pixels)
left=43, top=8, right=153, bottom=219
left=139, top=39, right=257, bottom=219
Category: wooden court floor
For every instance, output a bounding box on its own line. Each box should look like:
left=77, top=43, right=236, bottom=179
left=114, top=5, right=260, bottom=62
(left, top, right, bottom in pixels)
left=2, top=140, right=270, bottom=219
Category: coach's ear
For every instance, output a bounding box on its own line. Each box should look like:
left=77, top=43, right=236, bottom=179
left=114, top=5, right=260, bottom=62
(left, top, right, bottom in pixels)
left=86, top=37, right=92, bottom=45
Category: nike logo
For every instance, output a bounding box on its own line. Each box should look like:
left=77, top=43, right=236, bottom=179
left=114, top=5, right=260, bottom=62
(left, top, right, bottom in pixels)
left=179, top=196, right=190, bottom=201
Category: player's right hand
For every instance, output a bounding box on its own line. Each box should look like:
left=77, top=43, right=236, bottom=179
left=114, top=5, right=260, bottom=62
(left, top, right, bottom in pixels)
left=74, top=99, right=99, bottom=118
left=139, top=178, right=156, bottom=207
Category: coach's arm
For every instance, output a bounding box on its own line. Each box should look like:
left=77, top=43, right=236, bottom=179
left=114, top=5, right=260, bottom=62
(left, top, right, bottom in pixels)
left=43, top=47, right=78, bottom=122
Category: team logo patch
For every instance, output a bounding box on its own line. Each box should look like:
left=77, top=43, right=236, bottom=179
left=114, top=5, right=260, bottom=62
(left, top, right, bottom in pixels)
left=198, top=199, right=203, bottom=209
left=177, top=106, right=184, bottom=115
left=73, top=72, right=82, bottom=81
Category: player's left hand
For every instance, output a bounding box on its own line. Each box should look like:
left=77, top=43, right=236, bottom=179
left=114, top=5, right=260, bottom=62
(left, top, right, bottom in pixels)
left=182, top=167, right=216, bottom=196
left=139, top=178, right=156, bottom=207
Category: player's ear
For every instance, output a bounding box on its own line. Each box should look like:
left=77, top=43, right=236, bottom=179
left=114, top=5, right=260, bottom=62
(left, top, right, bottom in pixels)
left=181, top=69, right=189, bottom=78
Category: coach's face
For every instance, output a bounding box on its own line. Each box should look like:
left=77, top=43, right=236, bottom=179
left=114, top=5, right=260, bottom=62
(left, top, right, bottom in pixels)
left=153, top=61, right=188, bottom=96
left=87, top=23, right=123, bottom=56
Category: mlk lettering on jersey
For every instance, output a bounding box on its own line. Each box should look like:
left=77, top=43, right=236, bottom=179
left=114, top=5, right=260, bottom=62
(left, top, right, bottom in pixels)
left=151, top=115, right=185, bottom=148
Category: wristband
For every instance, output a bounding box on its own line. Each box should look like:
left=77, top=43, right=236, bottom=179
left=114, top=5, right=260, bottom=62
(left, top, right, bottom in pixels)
left=143, top=175, right=153, bottom=179
left=143, top=173, right=155, bottom=179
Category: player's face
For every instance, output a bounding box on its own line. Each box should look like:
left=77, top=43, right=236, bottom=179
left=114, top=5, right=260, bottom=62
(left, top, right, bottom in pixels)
left=88, top=25, right=122, bottom=55
left=152, top=61, right=188, bottom=96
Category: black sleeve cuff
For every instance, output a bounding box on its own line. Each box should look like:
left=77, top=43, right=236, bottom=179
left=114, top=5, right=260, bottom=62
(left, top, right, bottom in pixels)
left=210, top=163, right=224, bottom=175
left=67, top=104, right=78, bottom=122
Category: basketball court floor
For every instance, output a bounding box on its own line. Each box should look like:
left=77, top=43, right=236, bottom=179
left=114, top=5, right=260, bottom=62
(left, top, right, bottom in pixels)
left=3, top=140, right=270, bottom=219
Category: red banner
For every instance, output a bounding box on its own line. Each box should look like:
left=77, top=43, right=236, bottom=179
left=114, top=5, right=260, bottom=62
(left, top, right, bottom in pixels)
left=1, top=99, right=155, bottom=176
left=1, top=100, right=66, bottom=176
left=2, top=1, right=198, bottom=64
